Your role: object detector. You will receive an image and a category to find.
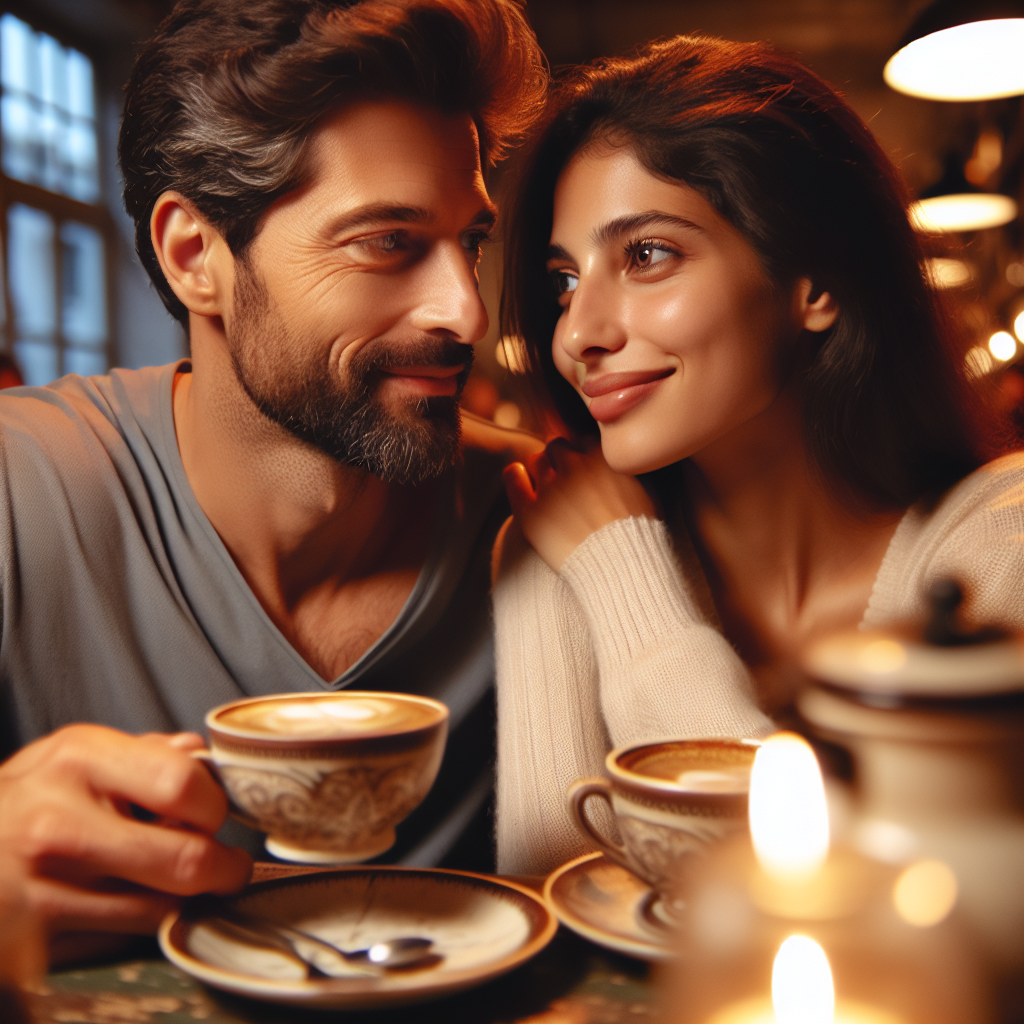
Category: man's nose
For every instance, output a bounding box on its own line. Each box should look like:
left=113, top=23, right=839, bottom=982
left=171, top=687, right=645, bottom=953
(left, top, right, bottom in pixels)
left=410, top=242, right=489, bottom=343
left=557, top=274, right=628, bottom=364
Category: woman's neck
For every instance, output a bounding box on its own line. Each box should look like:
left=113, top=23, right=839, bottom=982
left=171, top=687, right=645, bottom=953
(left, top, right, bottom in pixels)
left=681, top=388, right=905, bottom=707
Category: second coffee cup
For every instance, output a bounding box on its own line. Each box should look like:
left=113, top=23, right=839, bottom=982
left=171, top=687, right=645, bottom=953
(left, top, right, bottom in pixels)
left=196, top=691, right=448, bottom=864
left=567, top=738, right=759, bottom=905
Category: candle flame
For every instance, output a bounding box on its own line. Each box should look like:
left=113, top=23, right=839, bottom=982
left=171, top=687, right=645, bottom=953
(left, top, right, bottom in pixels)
left=749, top=733, right=829, bottom=879
left=772, top=935, right=835, bottom=1024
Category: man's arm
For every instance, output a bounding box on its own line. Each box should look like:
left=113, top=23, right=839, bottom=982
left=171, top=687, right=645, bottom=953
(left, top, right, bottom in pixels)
left=0, top=725, right=252, bottom=963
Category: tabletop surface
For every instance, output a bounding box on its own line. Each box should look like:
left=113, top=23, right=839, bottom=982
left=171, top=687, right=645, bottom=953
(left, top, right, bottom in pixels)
left=23, top=864, right=662, bottom=1024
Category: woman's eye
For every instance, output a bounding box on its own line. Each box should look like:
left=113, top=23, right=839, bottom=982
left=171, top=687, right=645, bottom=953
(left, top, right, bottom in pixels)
left=629, top=240, right=676, bottom=271
left=550, top=270, right=578, bottom=297
left=463, top=231, right=491, bottom=255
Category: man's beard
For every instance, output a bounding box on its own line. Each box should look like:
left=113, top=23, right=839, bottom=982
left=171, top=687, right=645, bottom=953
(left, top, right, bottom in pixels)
left=227, top=260, right=473, bottom=486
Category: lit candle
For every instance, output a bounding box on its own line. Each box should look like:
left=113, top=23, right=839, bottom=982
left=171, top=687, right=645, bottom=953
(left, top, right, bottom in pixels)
left=705, top=933, right=904, bottom=1024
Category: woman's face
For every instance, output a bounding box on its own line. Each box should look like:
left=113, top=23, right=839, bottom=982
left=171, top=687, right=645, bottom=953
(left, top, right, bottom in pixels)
left=548, top=145, right=807, bottom=475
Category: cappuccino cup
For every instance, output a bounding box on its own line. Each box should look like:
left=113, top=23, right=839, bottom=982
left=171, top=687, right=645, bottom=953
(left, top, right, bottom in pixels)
left=196, top=691, right=448, bottom=864
left=568, top=738, right=758, bottom=904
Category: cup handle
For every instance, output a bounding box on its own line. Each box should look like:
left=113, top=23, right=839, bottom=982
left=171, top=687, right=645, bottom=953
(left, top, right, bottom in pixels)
left=567, top=778, right=644, bottom=879
left=190, top=749, right=263, bottom=832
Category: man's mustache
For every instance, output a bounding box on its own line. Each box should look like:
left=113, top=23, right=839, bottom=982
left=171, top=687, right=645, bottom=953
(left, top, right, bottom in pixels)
left=352, top=337, right=475, bottom=377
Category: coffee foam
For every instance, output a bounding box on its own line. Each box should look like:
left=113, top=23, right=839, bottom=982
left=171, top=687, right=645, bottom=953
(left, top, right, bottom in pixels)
left=625, top=746, right=753, bottom=792
left=215, top=695, right=441, bottom=738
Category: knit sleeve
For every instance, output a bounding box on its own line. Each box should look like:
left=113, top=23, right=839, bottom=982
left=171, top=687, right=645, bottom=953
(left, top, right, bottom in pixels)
left=864, top=453, right=1024, bottom=632
left=491, top=518, right=612, bottom=875
left=559, top=516, right=774, bottom=747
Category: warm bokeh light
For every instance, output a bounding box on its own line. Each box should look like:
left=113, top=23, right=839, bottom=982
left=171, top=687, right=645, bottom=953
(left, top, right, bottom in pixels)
left=989, top=331, right=1017, bottom=362
left=909, top=194, right=1018, bottom=234
left=495, top=337, right=528, bottom=374
left=749, top=733, right=830, bottom=880
left=965, top=346, right=994, bottom=379
left=924, top=257, right=972, bottom=289
left=884, top=19, right=1024, bottom=101
left=493, top=400, right=522, bottom=429
left=893, top=860, right=958, bottom=928
left=1014, top=310, right=1024, bottom=341
left=772, top=935, right=835, bottom=1024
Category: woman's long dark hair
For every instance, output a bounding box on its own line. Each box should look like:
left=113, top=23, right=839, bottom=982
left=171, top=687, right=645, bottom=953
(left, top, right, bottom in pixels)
left=502, top=35, right=1002, bottom=510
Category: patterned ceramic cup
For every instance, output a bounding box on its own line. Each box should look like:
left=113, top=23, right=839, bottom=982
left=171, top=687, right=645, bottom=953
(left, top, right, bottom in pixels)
left=196, top=692, right=448, bottom=864
left=568, top=738, right=759, bottom=904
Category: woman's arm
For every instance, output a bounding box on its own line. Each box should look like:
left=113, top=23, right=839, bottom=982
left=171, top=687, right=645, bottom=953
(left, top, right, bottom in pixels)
left=492, top=517, right=611, bottom=875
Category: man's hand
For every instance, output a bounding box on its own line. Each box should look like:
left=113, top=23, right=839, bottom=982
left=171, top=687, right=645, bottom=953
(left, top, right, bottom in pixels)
left=503, top=438, right=657, bottom=572
left=0, top=725, right=252, bottom=958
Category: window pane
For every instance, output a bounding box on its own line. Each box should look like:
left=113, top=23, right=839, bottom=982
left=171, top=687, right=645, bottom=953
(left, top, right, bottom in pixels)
left=13, top=340, right=57, bottom=386
left=63, top=347, right=105, bottom=377
left=61, top=221, right=106, bottom=348
left=38, top=33, right=65, bottom=110
left=0, top=14, right=33, bottom=95
left=0, top=17, right=99, bottom=203
left=8, top=204, right=56, bottom=339
left=66, top=49, right=93, bottom=120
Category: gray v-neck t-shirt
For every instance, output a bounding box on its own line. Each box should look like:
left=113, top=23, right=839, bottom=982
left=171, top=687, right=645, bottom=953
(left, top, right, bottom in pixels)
left=0, top=361, right=508, bottom=866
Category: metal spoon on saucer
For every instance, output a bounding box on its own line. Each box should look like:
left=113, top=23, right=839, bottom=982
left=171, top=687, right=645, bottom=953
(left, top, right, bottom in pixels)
left=205, top=906, right=437, bottom=977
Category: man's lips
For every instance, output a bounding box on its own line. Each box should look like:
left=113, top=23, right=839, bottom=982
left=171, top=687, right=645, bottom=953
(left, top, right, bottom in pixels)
left=381, top=364, right=467, bottom=398
left=582, top=368, right=675, bottom=422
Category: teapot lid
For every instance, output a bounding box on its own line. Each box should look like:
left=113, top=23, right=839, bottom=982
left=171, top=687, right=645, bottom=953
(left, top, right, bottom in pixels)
left=802, top=579, right=1024, bottom=698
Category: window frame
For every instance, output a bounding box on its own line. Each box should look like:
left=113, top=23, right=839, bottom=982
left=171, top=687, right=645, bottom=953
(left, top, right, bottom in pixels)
left=0, top=7, right=116, bottom=382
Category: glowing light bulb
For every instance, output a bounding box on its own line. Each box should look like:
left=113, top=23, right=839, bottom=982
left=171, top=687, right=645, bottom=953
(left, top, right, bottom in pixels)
left=989, top=330, right=1017, bottom=362
left=884, top=19, right=1024, bottom=102
left=772, top=935, right=835, bottom=1024
left=749, top=733, right=829, bottom=880
left=1014, top=310, right=1024, bottom=341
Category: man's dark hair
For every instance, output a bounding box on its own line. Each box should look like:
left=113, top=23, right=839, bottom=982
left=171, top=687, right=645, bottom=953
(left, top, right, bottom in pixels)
left=120, top=0, right=546, bottom=327
left=502, top=34, right=1006, bottom=512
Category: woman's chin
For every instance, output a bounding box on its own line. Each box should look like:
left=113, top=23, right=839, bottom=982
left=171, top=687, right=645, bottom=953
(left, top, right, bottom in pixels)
left=599, top=432, right=684, bottom=476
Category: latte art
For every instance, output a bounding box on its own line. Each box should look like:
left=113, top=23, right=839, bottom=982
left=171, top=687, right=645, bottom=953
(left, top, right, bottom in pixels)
left=674, top=767, right=750, bottom=793
left=215, top=695, right=442, bottom=738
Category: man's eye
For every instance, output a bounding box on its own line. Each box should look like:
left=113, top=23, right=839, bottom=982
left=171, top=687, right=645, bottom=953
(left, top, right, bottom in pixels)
left=359, top=232, right=404, bottom=254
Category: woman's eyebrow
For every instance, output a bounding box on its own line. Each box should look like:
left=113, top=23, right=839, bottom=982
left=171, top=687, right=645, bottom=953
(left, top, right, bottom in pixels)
left=591, top=210, right=703, bottom=247
left=546, top=243, right=575, bottom=264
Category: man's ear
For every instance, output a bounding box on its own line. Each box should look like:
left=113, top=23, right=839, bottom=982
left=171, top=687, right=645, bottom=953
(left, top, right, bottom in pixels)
left=794, top=276, right=839, bottom=333
left=150, top=192, right=232, bottom=318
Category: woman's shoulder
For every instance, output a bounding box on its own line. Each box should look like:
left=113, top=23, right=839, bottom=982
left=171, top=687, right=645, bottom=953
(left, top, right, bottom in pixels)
left=864, top=452, right=1024, bottom=630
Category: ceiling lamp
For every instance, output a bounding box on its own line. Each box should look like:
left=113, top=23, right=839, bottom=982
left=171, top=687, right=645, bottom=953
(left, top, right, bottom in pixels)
left=909, top=153, right=1018, bottom=233
left=910, top=193, right=1018, bottom=233
left=885, top=1, right=1024, bottom=102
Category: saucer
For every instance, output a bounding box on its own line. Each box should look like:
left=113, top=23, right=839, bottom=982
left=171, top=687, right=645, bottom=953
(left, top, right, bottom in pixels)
left=543, top=852, right=676, bottom=961
left=159, top=867, right=557, bottom=1009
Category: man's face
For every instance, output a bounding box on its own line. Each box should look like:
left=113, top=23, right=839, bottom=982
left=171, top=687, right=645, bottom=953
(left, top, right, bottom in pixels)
left=226, top=100, right=494, bottom=485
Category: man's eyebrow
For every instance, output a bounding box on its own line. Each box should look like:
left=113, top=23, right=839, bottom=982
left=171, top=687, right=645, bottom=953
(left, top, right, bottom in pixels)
left=591, top=210, right=703, bottom=247
left=329, top=204, right=434, bottom=236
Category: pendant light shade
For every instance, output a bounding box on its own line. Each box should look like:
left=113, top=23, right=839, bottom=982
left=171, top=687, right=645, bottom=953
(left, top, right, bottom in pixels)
left=884, top=1, right=1024, bottom=101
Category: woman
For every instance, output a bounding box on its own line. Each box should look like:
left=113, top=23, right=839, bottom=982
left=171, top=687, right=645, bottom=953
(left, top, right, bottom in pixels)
left=492, top=35, right=1024, bottom=875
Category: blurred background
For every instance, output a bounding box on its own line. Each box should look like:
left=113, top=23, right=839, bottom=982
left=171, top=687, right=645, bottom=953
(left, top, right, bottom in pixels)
left=0, top=0, right=1021, bottom=440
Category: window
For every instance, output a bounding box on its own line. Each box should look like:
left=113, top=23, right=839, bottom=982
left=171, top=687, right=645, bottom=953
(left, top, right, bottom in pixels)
left=0, top=12, right=109, bottom=385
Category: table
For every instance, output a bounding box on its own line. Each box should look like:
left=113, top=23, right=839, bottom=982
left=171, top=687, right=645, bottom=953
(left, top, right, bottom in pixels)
left=23, top=865, right=662, bottom=1024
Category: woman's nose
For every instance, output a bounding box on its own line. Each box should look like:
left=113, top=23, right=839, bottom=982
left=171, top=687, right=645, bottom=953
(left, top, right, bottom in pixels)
left=557, top=275, right=628, bottom=363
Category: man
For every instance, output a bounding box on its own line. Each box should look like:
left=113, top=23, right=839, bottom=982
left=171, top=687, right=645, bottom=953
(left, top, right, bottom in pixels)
left=0, top=0, right=545, bottom=960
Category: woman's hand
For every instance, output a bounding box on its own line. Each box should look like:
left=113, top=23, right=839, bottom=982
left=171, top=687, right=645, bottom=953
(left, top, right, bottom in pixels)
left=503, top=437, right=656, bottom=572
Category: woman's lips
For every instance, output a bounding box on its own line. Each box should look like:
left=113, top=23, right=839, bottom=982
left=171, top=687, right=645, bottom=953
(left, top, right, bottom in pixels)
left=582, top=368, right=675, bottom=422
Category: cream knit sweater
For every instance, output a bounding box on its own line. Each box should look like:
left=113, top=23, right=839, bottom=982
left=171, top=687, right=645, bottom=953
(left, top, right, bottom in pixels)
left=492, top=453, right=1024, bottom=875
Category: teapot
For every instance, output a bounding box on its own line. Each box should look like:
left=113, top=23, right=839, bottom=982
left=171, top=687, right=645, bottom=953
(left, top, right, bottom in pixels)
left=798, top=580, right=1024, bottom=986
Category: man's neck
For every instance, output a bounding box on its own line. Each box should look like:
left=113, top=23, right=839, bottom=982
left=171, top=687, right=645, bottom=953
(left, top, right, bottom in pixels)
left=172, top=339, right=434, bottom=679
